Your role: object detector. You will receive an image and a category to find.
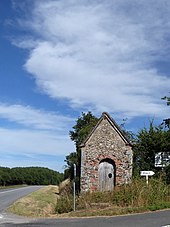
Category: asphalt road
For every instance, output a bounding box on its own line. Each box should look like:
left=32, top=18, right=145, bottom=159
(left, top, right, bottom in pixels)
left=0, top=186, right=170, bottom=227
left=0, top=185, right=44, bottom=226
left=1, top=209, right=170, bottom=227
left=0, top=186, right=44, bottom=213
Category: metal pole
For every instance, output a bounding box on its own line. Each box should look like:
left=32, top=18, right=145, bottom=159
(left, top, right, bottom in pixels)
left=73, top=164, right=76, bottom=211
left=73, top=180, right=75, bottom=211
left=146, top=175, right=149, bottom=185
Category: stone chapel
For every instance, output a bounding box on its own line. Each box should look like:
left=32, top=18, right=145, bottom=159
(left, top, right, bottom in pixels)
left=80, top=112, right=133, bottom=192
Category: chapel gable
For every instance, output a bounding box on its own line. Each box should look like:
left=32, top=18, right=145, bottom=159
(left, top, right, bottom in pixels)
left=80, top=112, right=133, bottom=192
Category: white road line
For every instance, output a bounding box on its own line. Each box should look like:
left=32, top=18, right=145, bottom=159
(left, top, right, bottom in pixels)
left=0, top=187, right=28, bottom=194
left=162, top=225, right=170, bottom=227
left=0, top=214, right=3, bottom=219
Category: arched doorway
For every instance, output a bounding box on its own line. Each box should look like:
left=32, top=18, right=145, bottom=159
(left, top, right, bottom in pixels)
left=98, top=158, right=116, bottom=191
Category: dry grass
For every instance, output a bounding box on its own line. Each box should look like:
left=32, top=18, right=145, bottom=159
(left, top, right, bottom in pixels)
left=59, top=178, right=70, bottom=193
left=9, top=178, right=170, bottom=218
left=63, top=206, right=148, bottom=218
left=9, top=185, right=59, bottom=217
left=55, top=178, right=170, bottom=217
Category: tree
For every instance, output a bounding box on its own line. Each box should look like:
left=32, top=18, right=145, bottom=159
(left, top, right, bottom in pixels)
left=69, top=112, right=99, bottom=146
left=0, top=167, right=64, bottom=186
left=162, top=93, right=170, bottom=106
left=162, top=93, right=170, bottom=128
left=65, top=112, right=99, bottom=191
left=133, top=121, right=170, bottom=176
left=0, top=167, right=11, bottom=186
left=64, top=152, right=78, bottom=180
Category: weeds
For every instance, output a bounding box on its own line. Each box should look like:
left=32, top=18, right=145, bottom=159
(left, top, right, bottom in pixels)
left=56, top=178, right=170, bottom=216
left=55, top=195, right=73, bottom=214
left=8, top=178, right=170, bottom=218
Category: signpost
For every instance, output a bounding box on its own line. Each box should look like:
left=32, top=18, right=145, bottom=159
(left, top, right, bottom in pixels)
left=140, top=171, right=155, bottom=185
left=73, top=164, right=76, bottom=211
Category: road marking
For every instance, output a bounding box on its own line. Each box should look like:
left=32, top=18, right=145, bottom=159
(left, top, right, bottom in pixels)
left=0, top=214, right=3, bottom=219
left=0, top=188, right=23, bottom=194
left=162, top=225, right=170, bottom=227
left=0, top=186, right=33, bottom=194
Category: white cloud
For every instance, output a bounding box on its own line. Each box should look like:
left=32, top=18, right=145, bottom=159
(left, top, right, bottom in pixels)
left=0, top=127, right=74, bottom=156
left=12, top=0, right=170, bottom=119
left=0, top=103, right=75, bottom=171
left=0, top=103, right=73, bottom=131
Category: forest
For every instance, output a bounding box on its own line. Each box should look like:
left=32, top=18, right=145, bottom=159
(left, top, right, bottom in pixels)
left=0, top=166, right=64, bottom=186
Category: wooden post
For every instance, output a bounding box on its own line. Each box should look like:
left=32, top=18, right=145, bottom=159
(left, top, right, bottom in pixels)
left=146, top=175, right=149, bottom=185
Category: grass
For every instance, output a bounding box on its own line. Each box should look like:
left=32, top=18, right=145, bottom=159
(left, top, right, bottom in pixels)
left=64, top=206, right=148, bottom=217
left=56, top=178, right=170, bottom=217
left=8, top=185, right=59, bottom=217
left=8, top=178, right=170, bottom=218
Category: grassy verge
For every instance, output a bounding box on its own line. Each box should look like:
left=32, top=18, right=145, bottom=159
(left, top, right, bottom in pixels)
left=56, top=178, right=170, bottom=217
left=8, top=179, right=170, bottom=218
left=62, top=206, right=148, bottom=217
left=64, top=204, right=170, bottom=218
left=8, top=185, right=59, bottom=217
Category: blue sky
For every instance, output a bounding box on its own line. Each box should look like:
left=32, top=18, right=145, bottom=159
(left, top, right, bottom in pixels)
left=0, top=0, right=169, bottom=172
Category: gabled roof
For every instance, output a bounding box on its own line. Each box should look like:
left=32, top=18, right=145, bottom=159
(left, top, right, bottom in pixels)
left=80, top=112, right=132, bottom=147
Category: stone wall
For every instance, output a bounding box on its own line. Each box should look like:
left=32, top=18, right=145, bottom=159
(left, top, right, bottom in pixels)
left=80, top=113, right=133, bottom=192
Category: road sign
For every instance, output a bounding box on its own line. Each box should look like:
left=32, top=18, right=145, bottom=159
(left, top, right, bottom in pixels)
left=140, top=171, right=155, bottom=176
left=140, top=171, right=155, bottom=185
left=155, top=152, right=170, bottom=167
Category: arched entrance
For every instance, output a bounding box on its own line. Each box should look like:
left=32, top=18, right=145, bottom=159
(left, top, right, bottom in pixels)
left=98, top=158, right=116, bottom=191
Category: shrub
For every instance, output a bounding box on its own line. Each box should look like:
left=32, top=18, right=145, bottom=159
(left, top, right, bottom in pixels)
left=56, top=178, right=170, bottom=214
left=77, top=178, right=170, bottom=210
left=55, top=195, right=73, bottom=214
left=111, top=178, right=170, bottom=207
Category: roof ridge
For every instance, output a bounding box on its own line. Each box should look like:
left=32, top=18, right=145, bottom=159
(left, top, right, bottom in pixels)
left=80, top=112, right=132, bottom=147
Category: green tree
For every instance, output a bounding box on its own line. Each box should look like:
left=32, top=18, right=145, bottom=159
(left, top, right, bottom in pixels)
left=133, top=122, right=170, bottom=176
left=162, top=93, right=170, bottom=128
left=69, top=112, right=99, bottom=146
left=65, top=112, right=99, bottom=191
left=0, top=167, right=11, bottom=186
left=162, top=93, right=170, bottom=106
left=0, top=166, right=64, bottom=186
left=64, top=152, right=78, bottom=180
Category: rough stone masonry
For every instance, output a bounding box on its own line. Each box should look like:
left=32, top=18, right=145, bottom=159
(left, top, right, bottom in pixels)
left=80, top=112, right=133, bottom=192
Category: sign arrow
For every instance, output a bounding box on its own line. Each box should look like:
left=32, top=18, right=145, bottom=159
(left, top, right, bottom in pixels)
left=140, top=171, right=155, bottom=176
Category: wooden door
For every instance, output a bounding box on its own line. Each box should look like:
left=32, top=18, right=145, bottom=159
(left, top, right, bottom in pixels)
left=98, top=161, right=114, bottom=191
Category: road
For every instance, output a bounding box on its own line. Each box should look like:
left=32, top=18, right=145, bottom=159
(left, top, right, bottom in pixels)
left=0, top=186, right=170, bottom=226
left=0, top=186, right=44, bottom=213
left=0, top=185, right=44, bottom=225
left=1, top=209, right=170, bottom=227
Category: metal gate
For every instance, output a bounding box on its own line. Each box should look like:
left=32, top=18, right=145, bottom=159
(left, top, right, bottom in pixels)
left=98, top=160, right=114, bottom=191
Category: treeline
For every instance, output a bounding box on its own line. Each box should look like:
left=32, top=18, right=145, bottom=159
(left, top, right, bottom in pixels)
left=0, top=166, right=64, bottom=186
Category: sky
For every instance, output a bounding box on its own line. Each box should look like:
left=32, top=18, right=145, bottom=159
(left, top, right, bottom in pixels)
left=0, top=0, right=170, bottom=172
